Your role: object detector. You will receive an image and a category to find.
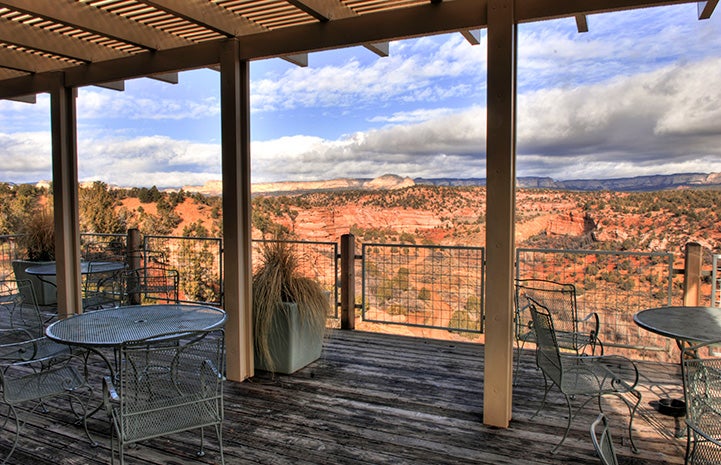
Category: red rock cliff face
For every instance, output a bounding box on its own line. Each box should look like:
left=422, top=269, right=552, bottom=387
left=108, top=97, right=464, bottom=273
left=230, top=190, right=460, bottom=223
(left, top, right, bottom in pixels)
left=546, top=211, right=596, bottom=236
left=277, top=207, right=447, bottom=242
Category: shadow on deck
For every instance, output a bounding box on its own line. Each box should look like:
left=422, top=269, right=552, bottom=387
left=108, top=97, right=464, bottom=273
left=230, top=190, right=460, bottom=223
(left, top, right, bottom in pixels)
left=0, top=329, right=687, bottom=464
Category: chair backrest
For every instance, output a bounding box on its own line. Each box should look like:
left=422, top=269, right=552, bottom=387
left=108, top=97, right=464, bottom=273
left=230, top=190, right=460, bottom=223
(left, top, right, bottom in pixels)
left=0, top=279, right=44, bottom=338
left=117, top=329, right=225, bottom=438
left=123, top=266, right=179, bottom=305
left=516, top=279, right=578, bottom=336
left=682, top=338, right=721, bottom=461
left=527, top=296, right=563, bottom=386
left=591, top=413, right=619, bottom=465
left=83, top=262, right=124, bottom=309
left=82, top=241, right=126, bottom=263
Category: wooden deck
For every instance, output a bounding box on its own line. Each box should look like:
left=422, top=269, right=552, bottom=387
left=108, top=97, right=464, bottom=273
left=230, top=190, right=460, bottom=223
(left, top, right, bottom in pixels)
left=0, top=330, right=688, bottom=464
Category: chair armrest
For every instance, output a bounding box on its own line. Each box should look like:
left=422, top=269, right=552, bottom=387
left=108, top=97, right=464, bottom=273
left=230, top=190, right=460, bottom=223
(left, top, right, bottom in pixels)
left=0, top=329, right=38, bottom=362
left=578, top=311, right=600, bottom=335
left=561, top=354, right=640, bottom=392
left=597, top=354, right=640, bottom=391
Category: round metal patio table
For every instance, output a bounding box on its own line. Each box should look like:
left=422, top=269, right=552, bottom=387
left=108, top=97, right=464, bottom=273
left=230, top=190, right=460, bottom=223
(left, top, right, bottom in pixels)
left=25, top=261, right=126, bottom=280
left=633, top=306, right=721, bottom=343
left=45, top=303, right=226, bottom=348
left=46, top=303, right=226, bottom=419
left=633, top=305, right=721, bottom=434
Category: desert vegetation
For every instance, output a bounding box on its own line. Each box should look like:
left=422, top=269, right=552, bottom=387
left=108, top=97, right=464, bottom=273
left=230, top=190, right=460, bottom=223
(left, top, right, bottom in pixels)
left=1, top=182, right=720, bottom=259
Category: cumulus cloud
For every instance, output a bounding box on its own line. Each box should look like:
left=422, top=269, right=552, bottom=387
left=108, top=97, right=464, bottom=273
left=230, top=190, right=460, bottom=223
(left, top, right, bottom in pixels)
left=74, top=135, right=221, bottom=187
left=516, top=57, right=721, bottom=179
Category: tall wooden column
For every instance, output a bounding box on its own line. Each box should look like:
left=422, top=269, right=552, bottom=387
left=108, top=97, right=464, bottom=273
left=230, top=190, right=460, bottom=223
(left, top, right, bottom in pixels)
left=220, top=39, right=254, bottom=381
left=484, top=0, right=517, bottom=427
left=50, top=84, right=83, bottom=318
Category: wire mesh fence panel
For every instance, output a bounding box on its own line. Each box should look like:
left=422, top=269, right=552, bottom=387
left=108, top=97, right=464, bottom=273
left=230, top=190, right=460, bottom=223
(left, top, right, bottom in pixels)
left=145, top=235, right=223, bottom=305
left=0, top=235, right=20, bottom=281
left=252, top=240, right=339, bottom=319
left=516, top=248, right=678, bottom=357
left=362, top=243, right=485, bottom=333
left=80, top=233, right=127, bottom=262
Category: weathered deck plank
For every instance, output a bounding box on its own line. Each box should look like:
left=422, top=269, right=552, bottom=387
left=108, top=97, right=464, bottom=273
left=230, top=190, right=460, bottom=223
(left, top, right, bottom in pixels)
left=0, top=329, right=688, bottom=464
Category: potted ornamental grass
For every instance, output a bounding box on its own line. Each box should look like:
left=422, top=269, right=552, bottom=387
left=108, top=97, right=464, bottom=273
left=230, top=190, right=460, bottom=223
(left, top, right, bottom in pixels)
left=253, top=239, right=329, bottom=374
left=12, top=208, right=57, bottom=305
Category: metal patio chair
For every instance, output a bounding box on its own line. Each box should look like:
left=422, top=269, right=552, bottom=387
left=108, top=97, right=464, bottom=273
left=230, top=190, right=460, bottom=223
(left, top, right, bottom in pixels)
left=121, top=266, right=179, bottom=305
left=0, top=279, right=70, bottom=360
left=0, top=281, right=94, bottom=464
left=103, top=329, right=226, bottom=465
left=528, top=296, right=641, bottom=453
left=514, top=279, right=603, bottom=380
left=591, top=413, right=619, bottom=465
left=83, top=262, right=124, bottom=310
left=681, top=339, right=721, bottom=464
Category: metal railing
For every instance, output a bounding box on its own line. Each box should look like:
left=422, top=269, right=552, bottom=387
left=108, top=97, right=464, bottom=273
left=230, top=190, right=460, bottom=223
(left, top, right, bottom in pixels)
left=516, top=248, right=677, bottom=353
left=3, top=230, right=717, bottom=356
left=361, top=243, right=485, bottom=334
left=144, top=235, right=223, bottom=306
left=252, top=239, right=339, bottom=318
left=0, top=235, right=19, bottom=281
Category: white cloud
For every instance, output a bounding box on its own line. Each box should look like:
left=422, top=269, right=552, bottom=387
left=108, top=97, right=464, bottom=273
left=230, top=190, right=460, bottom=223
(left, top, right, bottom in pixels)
left=77, top=89, right=220, bottom=121
left=251, top=34, right=486, bottom=113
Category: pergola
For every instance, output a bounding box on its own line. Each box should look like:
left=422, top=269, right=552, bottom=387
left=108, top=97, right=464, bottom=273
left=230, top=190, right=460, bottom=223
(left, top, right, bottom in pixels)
left=0, top=0, right=713, bottom=429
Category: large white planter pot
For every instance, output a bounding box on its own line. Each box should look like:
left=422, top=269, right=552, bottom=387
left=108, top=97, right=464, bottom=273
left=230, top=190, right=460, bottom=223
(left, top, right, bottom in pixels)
left=12, top=259, right=57, bottom=306
left=255, top=302, right=323, bottom=375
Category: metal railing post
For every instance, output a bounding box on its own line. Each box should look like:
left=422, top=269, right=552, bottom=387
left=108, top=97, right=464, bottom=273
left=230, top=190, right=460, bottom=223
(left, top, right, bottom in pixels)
left=127, top=228, right=142, bottom=304
left=340, top=233, right=356, bottom=330
left=683, top=242, right=703, bottom=306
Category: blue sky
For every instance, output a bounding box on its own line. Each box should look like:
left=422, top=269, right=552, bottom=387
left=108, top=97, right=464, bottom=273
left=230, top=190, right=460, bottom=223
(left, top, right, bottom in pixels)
left=0, top=4, right=719, bottom=188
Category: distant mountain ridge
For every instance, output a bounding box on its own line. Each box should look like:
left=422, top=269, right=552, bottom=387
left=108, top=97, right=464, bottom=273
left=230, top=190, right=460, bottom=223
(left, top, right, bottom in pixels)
left=181, top=172, right=721, bottom=195
left=417, top=172, right=721, bottom=191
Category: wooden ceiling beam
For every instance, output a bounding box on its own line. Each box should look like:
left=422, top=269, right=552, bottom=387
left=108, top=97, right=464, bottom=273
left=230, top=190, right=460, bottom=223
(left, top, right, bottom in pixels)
left=697, top=0, right=718, bottom=18
left=144, top=0, right=267, bottom=36
left=364, top=42, right=389, bottom=57
left=575, top=14, right=589, bottom=32
left=286, top=0, right=358, bottom=21
left=149, top=72, right=179, bottom=84
left=0, top=0, right=703, bottom=100
left=0, top=46, right=70, bottom=73
left=516, top=0, right=690, bottom=23
left=0, top=16, right=129, bottom=62
left=236, top=0, right=488, bottom=60
left=281, top=53, right=309, bottom=66
left=0, top=0, right=192, bottom=50
left=461, top=29, right=482, bottom=45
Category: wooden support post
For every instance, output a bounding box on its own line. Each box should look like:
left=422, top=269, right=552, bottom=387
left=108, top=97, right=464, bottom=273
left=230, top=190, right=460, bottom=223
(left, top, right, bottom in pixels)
left=221, top=39, right=254, bottom=382
left=683, top=242, right=703, bottom=306
left=340, top=233, right=356, bottom=330
left=484, top=0, right=516, bottom=428
left=50, top=84, right=83, bottom=318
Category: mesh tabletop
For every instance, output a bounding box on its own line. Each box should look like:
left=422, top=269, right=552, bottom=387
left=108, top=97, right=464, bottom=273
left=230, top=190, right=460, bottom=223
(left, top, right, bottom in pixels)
left=633, top=306, right=721, bottom=343
left=25, top=261, right=125, bottom=276
left=45, top=304, right=226, bottom=347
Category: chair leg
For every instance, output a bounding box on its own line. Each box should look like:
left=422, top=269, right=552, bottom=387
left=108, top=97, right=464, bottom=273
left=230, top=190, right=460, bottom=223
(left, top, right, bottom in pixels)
left=216, top=423, right=225, bottom=465
left=197, top=427, right=206, bottom=457
left=531, top=373, right=553, bottom=420
left=513, top=339, right=529, bottom=385
left=551, top=394, right=575, bottom=454
left=619, top=389, right=642, bottom=454
left=1, top=405, right=21, bottom=465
